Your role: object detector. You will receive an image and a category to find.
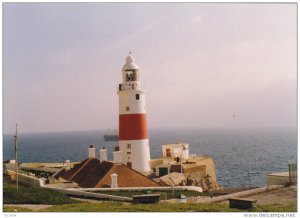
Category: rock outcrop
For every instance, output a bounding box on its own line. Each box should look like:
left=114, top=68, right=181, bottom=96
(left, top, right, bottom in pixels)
left=180, top=174, right=222, bottom=191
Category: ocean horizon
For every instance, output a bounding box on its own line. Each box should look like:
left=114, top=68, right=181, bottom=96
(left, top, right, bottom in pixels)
left=3, top=126, right=297, bottom=188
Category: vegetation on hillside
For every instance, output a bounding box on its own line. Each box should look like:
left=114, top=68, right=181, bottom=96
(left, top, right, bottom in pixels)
left=3, top=175, right=77, bottom=205
left=4, top=202, right=296, bottom=212
left=37, top=202, right=296, bottom=212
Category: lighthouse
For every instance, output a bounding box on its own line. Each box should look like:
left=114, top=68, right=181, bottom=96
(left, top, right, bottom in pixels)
left=117, top=54, right=151, bottom=172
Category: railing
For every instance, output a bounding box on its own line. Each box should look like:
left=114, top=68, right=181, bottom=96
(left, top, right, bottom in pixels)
left=119, top=83, right=140, bottom=91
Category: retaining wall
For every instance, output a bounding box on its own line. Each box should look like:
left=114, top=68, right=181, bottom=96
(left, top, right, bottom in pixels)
left=40, top=184, right=133, bottom=202
left=6, top=170, right=44, bottom=187
left=66, top=185, right=202, bottom=193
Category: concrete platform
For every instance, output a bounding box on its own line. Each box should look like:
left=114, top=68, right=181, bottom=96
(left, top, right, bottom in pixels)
left=246, top=186, right=297, bottom=206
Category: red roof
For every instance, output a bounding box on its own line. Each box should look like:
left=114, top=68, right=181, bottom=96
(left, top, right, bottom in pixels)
left=55, top=158, right=161, bottom=188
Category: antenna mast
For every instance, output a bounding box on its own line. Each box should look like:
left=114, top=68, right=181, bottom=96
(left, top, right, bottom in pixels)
left=14, top=123, right=19, bottom=191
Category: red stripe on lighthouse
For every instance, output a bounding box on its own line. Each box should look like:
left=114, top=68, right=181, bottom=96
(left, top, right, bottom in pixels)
left=119, top=114, right=148, bottom=140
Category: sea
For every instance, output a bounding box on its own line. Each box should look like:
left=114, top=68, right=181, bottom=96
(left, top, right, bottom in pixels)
left=3, top=127, right=297, bottom=188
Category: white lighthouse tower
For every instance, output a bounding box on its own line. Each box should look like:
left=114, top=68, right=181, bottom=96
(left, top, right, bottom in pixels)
left=117, top=53, right=151, bottom=172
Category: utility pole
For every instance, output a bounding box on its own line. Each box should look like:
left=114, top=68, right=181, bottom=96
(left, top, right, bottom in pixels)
left=247, top=170, right=259, bottom=189
left=14, top=123, right=19, bottom=191
left=247, top=170, right=250, bottom=189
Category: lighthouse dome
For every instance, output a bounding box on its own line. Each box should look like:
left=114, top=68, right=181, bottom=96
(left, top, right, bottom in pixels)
left=122, top=54, right=139, bottom=70
left=126, top=55, right=135, bottom=64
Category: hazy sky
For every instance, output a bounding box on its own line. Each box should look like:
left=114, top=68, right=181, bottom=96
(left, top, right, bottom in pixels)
left=3, top=3, right=297, bottom=133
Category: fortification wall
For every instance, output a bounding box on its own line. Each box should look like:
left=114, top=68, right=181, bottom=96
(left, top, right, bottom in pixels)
left=184, top=165, right=206, bottom=180
left=204, top=157, right=217, bottom=182
left=183, top=156, right=217, bottom=182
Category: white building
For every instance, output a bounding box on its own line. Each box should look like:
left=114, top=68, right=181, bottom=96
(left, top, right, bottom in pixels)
left=117, top=54, right=151, bottom=172
left=162, top=143, right=189, bottom=160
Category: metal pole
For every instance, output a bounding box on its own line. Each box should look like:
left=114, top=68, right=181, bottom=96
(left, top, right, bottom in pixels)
left=247, top=170, right=250, bottom=189
left=14, top=123, right=19, bottom=191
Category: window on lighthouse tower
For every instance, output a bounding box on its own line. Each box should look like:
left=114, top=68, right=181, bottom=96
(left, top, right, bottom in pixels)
left=125, top=70, right=137, bottom=82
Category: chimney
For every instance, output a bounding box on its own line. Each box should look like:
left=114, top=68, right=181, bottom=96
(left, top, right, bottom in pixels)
left=113, top=146, right=122, bottom=164
left=88, top=144, right=96, bottom=158
left=65, top=160, right=71, bottom=170
left=100, top=146, right=108, bottom=162
left=111, top=173, right=118, bottom=188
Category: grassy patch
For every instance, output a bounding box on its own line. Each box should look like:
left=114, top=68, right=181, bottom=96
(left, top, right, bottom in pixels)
left=3, top=206, right=33, bottom=212
left=251, top=205, right=296, bottom=212
left=39, top=202, right=238, bottom=212
left=3, top=175, right=77, bottom=205
left=39, top=202, right=297, bottom=212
